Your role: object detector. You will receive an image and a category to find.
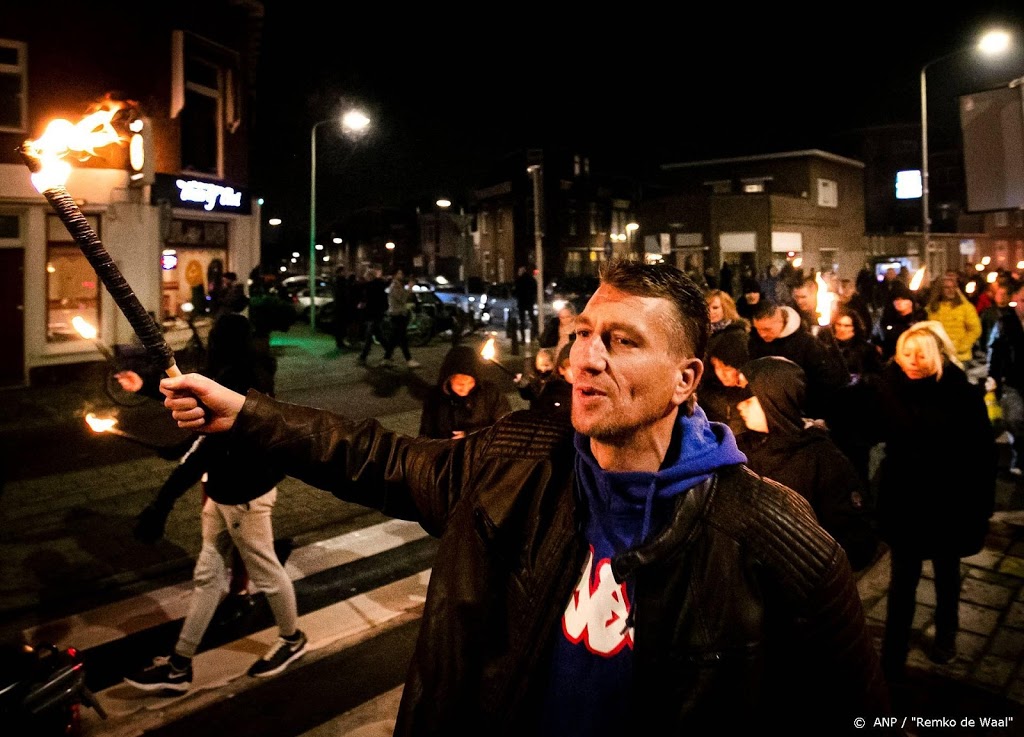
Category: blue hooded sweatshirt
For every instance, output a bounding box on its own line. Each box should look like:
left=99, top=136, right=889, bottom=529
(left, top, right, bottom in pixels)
left=539, top=405, right=747, bottom=737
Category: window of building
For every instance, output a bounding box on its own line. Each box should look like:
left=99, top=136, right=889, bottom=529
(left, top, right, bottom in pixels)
left=0, top=39, right=27, bottom=133
left=574, top=155, right=581, bottom=177
left=172, top=31, right=242, bottom=178
left=995, top=211, right=1009, bottom=227
left=819, top=248, right=838, bottom=274
left=0, top=213, right=19, bottom=238
left=742, top=177, right=771, bottom=193
left=589, top=204, right=598, bottom=235
left=47, top=214, right=100, bottom=343
left=705, top=180, right=732, bottom=195
left=479, top=211, right=489, bottom=235
left=817, top=179, right=838, bottom=208
left=568, top=207, right=577, bottom=236
left=497, top=207, right=504, bottom=234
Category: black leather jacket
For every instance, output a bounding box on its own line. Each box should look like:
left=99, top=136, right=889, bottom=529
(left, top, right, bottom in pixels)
left=236, top=392, right=889, bottom=736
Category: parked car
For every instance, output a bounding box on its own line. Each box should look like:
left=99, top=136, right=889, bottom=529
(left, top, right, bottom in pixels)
left=291, top=283, right=334, bottom=319
left=476, top=282, right=522, bottom=328
left=434, top=277, right=488, bottom=326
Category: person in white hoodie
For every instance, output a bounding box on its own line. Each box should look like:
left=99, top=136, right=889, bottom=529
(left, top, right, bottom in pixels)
left=747, top=297, right=850, bottom=428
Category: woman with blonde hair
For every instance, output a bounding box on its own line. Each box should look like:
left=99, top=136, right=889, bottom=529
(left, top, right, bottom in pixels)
left=706, top=288, right=749, bottom=335
left=873, top=321, right=996, bottom=683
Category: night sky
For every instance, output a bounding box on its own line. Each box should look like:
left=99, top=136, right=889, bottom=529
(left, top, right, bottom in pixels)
left=251, top=3, right=1024, bottom=250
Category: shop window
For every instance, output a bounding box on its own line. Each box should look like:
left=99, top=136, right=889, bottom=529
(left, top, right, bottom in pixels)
left=46, top=214, right=99, bottom=343
left=162, top=218, right=229, bottom=320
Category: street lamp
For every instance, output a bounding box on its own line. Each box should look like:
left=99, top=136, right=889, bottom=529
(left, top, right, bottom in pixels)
left=435, top=198, right=451, bottom=278
left=920, top=29, right=1010, bottom=254
left=527, top=164, right=545, bottom=330
left=309, top=108, right=370, bottom=328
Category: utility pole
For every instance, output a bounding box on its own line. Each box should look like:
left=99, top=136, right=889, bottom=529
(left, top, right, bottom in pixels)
left=528, top=163, right=544, bottom=331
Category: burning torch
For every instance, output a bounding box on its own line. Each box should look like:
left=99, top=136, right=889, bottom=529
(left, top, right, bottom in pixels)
left=480, top=336, right=518, bottom=378
left=19, top=100, right=180, bottom=378
left=814, top=272, right=835, bottom=336
left=909, top=266, right=927, bottom=292
left=71, top=316, right=117, bottom=364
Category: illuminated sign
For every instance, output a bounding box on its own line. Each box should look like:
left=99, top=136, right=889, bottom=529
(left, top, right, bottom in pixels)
left=896, top=170, right=922, bottom=200
left=151, top=174, right=252, bottom=214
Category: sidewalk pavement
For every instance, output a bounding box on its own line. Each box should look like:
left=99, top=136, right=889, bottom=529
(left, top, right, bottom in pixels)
left=1, top=324, right=1024, bottom=732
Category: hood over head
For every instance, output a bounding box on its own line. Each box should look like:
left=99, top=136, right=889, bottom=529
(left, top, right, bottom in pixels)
left=438, top=345, right=483, bottom=383
left=741, top=356, right=806, bottom=435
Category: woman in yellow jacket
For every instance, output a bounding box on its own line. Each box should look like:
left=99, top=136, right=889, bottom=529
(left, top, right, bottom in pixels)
left=925, top=271, right=981, bottom=363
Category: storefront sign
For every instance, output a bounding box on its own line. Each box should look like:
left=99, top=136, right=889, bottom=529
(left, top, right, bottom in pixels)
left=151, top=174, right=252, bottom=215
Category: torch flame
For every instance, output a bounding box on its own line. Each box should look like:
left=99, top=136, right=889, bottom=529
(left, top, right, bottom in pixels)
left=481, top=337, right=497, bottom=362
left=23, top=99, right=128, bottom=191
left=71, top=315, right=98, bottom=340
left=909, top=266, right=926, bottom=291
left=815, top=273, right=835, bottom=327
left=85, top=412, right=117, bottom=433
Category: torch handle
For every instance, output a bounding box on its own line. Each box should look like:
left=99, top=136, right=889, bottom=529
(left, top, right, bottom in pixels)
left=44, top=186, right=176, bottom=373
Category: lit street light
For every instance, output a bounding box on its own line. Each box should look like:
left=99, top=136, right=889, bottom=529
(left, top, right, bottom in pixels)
left=920, top=29, right=1010, bottom=255
left=310, top=108, right=370, bottom=328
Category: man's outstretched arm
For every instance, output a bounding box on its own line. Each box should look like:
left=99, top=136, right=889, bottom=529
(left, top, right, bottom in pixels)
left=161, top=373, right=245, bottom=433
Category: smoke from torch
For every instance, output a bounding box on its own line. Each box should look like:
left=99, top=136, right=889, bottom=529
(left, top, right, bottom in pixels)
left=19, top=100, right=179, bottom=377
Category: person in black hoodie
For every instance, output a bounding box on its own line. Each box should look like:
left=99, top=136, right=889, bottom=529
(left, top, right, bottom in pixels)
left=736, top=356, right=879, bottom=572
left=124, top=312, right=306, bottom=694
left=419, top=344, right=513, bottom=439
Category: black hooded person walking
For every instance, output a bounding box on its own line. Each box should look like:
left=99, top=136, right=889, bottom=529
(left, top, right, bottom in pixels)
left=735, top=356, right=879, bottom=572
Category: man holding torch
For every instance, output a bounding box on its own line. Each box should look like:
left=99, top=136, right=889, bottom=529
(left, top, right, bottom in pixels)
left=158, top=259, right=889, bottom=735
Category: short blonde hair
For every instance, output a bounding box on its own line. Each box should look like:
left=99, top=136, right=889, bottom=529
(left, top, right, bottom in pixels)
left=894, top=320, right=962, bottom=380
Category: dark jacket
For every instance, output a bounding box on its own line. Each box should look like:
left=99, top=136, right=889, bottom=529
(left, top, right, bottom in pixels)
left=873, top=360, right=996, bottom=558
left=419, top=346, right=512, bottom=439
left=698, top=325, right=751, bottom=438
left=517, top=372, right=572, bottom=416
left=875, top=303, right=927, bottom=360
left=735, top=357, right=879, bottom=571
left=233, top=397, right=890, bottom=736
left=154, top=313, right=283, bottom=507
left=988, top=308, right=1024, bottom=392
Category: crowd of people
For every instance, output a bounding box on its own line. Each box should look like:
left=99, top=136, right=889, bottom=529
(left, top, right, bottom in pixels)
left=122, top=256, right=1010, bottom=733
left=693, top=259, right=1001, bottom=687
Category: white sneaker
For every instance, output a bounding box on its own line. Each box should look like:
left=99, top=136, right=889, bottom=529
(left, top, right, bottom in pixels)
left=1010, top=467, right=1022, bottom=477
left=406, top=359, right=422, bottom=369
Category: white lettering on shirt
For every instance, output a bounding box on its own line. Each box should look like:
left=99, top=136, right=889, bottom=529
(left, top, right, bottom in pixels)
left=561, top=547, right=634, bottom=655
